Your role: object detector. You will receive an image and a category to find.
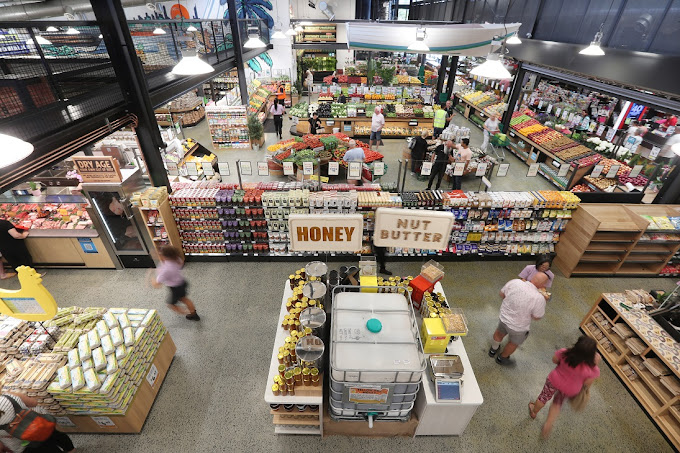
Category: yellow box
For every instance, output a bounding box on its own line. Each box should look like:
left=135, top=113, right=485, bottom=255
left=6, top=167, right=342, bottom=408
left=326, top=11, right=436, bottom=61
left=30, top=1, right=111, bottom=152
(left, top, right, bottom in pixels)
left=421, top=318, right=451, bottom=354
left=360, top=275, right=378, bottom=293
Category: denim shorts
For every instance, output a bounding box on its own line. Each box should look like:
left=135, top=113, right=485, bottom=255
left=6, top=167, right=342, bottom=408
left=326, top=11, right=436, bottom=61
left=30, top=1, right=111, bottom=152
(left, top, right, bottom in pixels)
left=370, top=130, right=381, bottom=141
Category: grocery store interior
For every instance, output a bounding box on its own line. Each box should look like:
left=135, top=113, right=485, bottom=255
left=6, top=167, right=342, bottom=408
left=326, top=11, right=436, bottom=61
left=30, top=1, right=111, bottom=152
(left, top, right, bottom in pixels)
left=1, top=0, right=680, bottom=451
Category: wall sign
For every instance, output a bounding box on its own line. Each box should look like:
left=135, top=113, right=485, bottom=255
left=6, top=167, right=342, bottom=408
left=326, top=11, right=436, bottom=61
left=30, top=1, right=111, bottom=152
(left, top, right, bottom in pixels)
left=72, top=157, right=122, bottom=183
left=288, top=214, right=363, bottom=252
left=374, top=208, right=454, bottom=250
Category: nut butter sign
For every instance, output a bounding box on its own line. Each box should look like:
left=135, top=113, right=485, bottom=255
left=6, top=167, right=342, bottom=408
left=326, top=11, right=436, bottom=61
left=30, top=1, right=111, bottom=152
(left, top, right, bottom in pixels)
left=289, top=214, right=363, bottom=252
left=374, top=208, right=454, bottom=250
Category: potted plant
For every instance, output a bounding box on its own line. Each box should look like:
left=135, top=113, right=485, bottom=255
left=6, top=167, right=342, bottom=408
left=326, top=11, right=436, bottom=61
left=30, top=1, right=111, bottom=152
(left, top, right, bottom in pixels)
left=248, top=114, right=264, bottom=150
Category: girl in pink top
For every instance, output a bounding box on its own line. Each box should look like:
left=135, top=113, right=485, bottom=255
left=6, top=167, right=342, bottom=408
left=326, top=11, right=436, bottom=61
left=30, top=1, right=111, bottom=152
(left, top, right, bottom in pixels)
left=528, top=335, right=600, bottom=438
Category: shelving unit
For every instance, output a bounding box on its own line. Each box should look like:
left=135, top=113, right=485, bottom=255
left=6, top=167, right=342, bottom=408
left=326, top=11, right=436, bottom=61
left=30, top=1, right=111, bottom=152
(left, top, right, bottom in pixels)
left=135, top=195, right=183, bottom=260
left=263, top=281, right=323, bottom=436
left=581, top=293, right=680, bottom=449
left=555, top=204, right=680, bottom=276
left=205, top=105, right=250, bottom=149
left=155, top=99, right=205, bottom=128
left=296, top=24, right=336, bottom=43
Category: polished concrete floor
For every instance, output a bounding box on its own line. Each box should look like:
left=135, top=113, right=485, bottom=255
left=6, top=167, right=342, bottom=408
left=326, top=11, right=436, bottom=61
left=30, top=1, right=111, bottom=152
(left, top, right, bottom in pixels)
left=11, top=261, right=674, bottom=452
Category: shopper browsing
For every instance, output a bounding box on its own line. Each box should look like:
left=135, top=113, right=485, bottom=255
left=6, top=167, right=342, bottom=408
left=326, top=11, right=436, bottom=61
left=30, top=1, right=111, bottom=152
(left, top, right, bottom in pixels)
left=426, top=140, right=454, bottom=191
left=442, top=99, right=456, bottom=127
left=305, top=69, right=314, bottom=93
left=519, top=254, right=555, bottom=289
left=308, top=112, right=321, bottom=135
left=489, top=272, right=548, bottom=365
left=343, top=140, right=365, bottom=162
left=0, top=218, right=33, bottom=278
left=410, top=131, right=429, bottom=174
left=150, top=246, right=200, bottom=321
left=450, top=138, right=472, bottom=191
left=481, top=114, right=501, bottom=151
left=528, top=336, right=600, bottom=439
left=270, top=99, right=285, bottom=140
left=370, top=107, right=385, bottom=151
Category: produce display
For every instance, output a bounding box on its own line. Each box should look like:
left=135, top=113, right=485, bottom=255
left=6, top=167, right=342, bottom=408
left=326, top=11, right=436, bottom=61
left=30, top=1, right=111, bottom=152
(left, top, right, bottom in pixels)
left=354, top=125, right=434, bottom=137
left=618, top=170, right=649, bottom=187
left=248, top=85, right=273, bottom=115
left=554, top=145, right=593, bottom=162
left=574, top=154, right=603, bottom=168
left=0, top=203, right=93, bottom=230
left=584, top=176, right=617, bottom=191
left=570, top=184, right=594, bottom=193
left=289, top=102, right=308, bottom=118
left=461, top=90, right=501, bottom=108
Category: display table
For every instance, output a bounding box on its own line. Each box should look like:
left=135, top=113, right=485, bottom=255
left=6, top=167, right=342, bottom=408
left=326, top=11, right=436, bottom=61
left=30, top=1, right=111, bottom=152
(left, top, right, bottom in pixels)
left=263, top=281, right=323, bottom=435
left=57, top=333, right=176, bottom=433
left=25, top=230, right=116, bottom=269
left=413, top=282, right=483, bottom=436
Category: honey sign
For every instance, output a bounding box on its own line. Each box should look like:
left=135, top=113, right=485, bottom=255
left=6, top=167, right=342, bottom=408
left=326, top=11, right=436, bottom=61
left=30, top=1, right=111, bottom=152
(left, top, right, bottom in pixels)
left=289, top=214, right=363, bottom=252
left=374, top=208, right=454, bottom=250
left=72, top=156, right=122, bottom=183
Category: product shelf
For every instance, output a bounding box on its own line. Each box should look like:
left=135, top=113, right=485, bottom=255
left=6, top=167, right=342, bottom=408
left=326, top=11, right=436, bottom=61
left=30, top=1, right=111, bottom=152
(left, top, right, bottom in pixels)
left=625, top=357, right=675, bottom=403
left=274, top=426, right=321, bottom=435
left=273, top=414, right=321, bottom=426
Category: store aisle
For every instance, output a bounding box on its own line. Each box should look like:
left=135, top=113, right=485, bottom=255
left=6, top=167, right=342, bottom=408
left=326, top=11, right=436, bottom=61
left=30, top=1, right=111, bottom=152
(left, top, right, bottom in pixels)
left=11, top=261, right=673, bottom=452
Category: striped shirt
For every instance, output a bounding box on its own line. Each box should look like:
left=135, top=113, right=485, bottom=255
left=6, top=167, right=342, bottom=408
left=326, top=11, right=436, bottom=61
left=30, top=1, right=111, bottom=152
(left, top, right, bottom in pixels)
left=0, top=394, right=49, bottom=453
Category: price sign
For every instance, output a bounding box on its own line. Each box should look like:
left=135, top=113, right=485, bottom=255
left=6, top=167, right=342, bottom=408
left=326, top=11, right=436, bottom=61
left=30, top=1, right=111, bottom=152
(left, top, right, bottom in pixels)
left=629, top=165, right=644, bottom=178
left=475, top=162, right=488, bottom=177
left=91, top=416, right=116, bottom=428
left=320, top=176, right=329, bottom=183
left=303, top=161, right=314, bottom=175
left=606, top=165, right=620, bottom=179
left=589, top=122, right=597, bottom=132
left=506, top=86, right=511, bottom=95
left=348, top=162, right=362, bottom=179
left=606, top=128, right=616, bottom=142
left=558, top=163, right=571, bottom=177
left=420, top=162, right=432, bottom=176
left=146, top=364, right=159, bottom=387
left=527, top=163, right=540, bottom=177
left=597, top=125, right=605, bottom=136
left=562, top=111, right=569, bottom=120
left=283, top=161, right=294, bottom=175
left=185, top=162, right=198, bottom=176
left=555, top=108, right=562, bottom=117
left=373, top=161, right=385, bottom=176
left=218, top=162, right=230, bottom=176
left=538, top=101, right=544, bottom=109
left=496, top=163, right=510, bottom=177
left=546, top=104, right=553, bottom=114
left=309, top=175, right=319, bottom=181
left=523, top=93, right=528, bottom=102
left=591, top=164, right=605, bottom=178
left=453, top=162, right=466, bottom=176
left=650, top=146, right=661, bottom=160
left=239, top=161, right=252, bottom=176
left=55, top=417, right=76, bottom=428
left=202, top=162, right=214, bottom=176
left=328, top=161, right=339, bottom=175
left=257, top=162, right=269, bottom=176
left=166, top=161, right=178, bottom=176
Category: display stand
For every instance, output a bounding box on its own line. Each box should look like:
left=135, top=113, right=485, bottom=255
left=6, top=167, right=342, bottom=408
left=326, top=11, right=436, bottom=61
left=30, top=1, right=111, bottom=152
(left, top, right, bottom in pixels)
left=263, top=281, right=323, bottom=435
left=413, top=282, right=483, bottom=436
left=136, top=195, right=183, bottom=260
left=57, top=333, right=176, bottom=433
left=581, top=293, right=680, bottom=449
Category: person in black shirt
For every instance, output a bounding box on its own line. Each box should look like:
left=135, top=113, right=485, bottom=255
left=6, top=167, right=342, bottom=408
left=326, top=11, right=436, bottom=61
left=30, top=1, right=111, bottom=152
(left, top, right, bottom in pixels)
left=426, top=140, right=454, bottom=190
left=308, top=112, right=321, bottom=134
left=411, top=131, right=429, bottom=174
left=442, top=99, right=456, bottom=127
left=338, top=93, right=347, bottom=104
left=0, top=219, right=33, bottom=276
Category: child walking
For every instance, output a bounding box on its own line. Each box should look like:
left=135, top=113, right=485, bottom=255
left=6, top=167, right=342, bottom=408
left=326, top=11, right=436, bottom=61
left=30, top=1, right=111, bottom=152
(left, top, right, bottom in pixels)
left=150, top=246, right=200, bottom=321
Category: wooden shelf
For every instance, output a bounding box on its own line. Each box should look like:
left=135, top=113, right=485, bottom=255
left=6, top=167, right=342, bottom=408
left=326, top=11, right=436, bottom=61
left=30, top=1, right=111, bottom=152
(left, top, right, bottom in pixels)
left=270, top=407, right=319, bottom=415
left=591, top=232, right=638, bottom=243
left=579, top=253, right=622, bottom=263
left=572, top=262, right=618, bottom=274
left=626, top=357, right=675, bottom=403
left=585, top=243, right=629, bottom=252
left=273, top=414, right=321, bottom=426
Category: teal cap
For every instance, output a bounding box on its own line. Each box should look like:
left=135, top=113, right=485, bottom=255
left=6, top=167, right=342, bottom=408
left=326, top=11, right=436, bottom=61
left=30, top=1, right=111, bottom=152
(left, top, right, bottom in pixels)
left=366, top=318, right=382, bottom=333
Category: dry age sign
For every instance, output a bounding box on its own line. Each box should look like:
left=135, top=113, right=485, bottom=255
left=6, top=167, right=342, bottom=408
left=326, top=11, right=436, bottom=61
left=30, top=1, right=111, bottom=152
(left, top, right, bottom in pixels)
left=72, top=156, right=122, bottom=183
left=373, top=208, right=454, bottom=250
left=288, top=214, right=363, bottom=252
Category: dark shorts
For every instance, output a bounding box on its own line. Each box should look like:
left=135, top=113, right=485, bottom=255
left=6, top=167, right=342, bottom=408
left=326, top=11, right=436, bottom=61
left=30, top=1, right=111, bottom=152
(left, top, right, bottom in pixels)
left=497, top=319, right=530, bottom=345
left=370, top=130, right=381, bottom=141
left=167, top=282, right=188, bottom=305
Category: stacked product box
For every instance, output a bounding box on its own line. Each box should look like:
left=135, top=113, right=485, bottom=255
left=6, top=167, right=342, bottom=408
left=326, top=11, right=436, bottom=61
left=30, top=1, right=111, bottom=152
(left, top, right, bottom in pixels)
left=47, top=309, right=166, bottom=416
left=3, top=353, right=67, bottom=415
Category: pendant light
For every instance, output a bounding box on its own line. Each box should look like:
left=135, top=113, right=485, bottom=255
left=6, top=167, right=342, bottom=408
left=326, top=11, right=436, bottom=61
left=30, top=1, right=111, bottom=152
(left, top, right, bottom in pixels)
left=506, top=32, right=522, bottom=45
left=580, top=24, right=605, bottom=56
left=46, top=26, right=58, bottom=32
left=27, top=35, right=52, bottom=46
left=187, top=25, right=198, bottom=32
left=470, top=52, right=512, bottom=80
left=0, top=134, right=34, bottom=168
left=65, top=27, right=80, bottom=35
left=98, top=34, right=103, bottom=39
left=271, top=29, right=287, bottom=39
left=153, top=27, right=166, bottom=35
left=171, top=49, right=215, bottom=75
left=294, top=23, right=304, bottom=32
left=244, top=25, right=266, bottom=49
left=285, top=27, right=297, bottom=36
left=408, top=27, right=429, bottom=52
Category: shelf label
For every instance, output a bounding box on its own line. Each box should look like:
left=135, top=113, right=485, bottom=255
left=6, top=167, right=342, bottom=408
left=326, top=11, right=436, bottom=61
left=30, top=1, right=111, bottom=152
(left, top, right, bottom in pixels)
left=453, top=162, right=466, bottom=176
left=146, top=364, right=159, bottom=387
left=283, top=161, right=294, bottom=175
left=303, top=161, right=314, bottom=175
left=257, top=161, right=269, bottom=176
left=558, top=163, right=571, bottom=177
left=475, top=162, right=488, bottom=177
left=55, top=416, right=76, bottom=428
left=186, top=162, right=199, bottom=176
left=320, top=176, right=329, bottom=183
left=373, top=161, right=385, bottom=176
left=597, top=124, right=605, bottom=136
left=202, top=162, right=214, bottom=176
left=328, top=161, right=339, bottom=175
left=91, top=416, right=116, bottom=428
left=538, top=100, right=543, bottom=109
left=650, top=146, right=661, bottom=161
left=629, top=165, right=644, bottom=178
left=527, top=163, right=540, bottom=177
left=496, top=163, right=510, bottom=177
left=420, top=162, right=432, bottom=176
left=606, top=165, right=620, bottom=179
left=591, top=164, right=605, bottom=178
left=239, top=161, right=252, bottom=175
left=309, top=175, right=319, bottom=181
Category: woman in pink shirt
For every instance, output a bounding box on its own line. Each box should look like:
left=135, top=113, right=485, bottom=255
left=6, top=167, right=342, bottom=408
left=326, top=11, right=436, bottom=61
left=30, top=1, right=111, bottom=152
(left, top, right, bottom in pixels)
left=528, top=335, right=600, bottom=438
left=150, top=245, right=200, bottom=321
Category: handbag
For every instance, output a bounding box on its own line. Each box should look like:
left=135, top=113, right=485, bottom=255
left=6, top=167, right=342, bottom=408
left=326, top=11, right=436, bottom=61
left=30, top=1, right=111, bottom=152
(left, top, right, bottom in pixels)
left=568, top=385, right=590, bottom=412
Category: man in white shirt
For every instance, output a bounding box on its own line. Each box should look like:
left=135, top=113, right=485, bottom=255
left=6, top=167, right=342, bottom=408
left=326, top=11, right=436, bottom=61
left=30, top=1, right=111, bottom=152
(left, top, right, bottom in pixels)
left=451, top=138, right=472, bottom=190
left=370, top=107, right=385, bottom=151
left=481, top=114, right=500, bottom=151
left=343, top=140, right=365, bottom=162
left=489, top=272, right=548, bottom=365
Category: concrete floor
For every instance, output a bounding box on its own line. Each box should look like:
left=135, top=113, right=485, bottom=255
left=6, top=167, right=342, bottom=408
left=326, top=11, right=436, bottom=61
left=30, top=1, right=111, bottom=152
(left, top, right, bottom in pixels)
left=8, top=261, right=674, bottom=452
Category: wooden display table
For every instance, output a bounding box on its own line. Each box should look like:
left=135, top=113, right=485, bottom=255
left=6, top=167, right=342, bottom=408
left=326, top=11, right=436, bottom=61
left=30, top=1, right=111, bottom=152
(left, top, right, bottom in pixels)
left=57, top=333, right=176, bottom=433
left=581, top=293, right=680, bottom=449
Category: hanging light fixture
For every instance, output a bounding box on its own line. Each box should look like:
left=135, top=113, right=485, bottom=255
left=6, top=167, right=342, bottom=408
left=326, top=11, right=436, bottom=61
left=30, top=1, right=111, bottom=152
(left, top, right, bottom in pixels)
left=470, top=46, right=512, bottom=80
left=285, top=27, right=297, bottom=36
left=294, top=23, right=304, bottom=32
left=272, top=28, right=287, bottom=39
left=580, top=24, right=605, bottom=56
left=0, top=134, right=34, bottom=168
left=98, top=34, right=103, bottom=39
left=27, top=35, right=52, bottom=46
left=244, top=25, right=266, bottom=49
left=65, top=27, right=80, bottom=35
left=506, top=32, right=522, bottom=45
left=46, top=26, right=58, bottom=32
left=153, top=27, right=166, bottom=35
left=300, top=21, right=312, bottom=25
left=171, top=49, right=215, bottom=75
left=187, top=25, right=198, bottom=32
left=407, top=27, right=429, bottom=52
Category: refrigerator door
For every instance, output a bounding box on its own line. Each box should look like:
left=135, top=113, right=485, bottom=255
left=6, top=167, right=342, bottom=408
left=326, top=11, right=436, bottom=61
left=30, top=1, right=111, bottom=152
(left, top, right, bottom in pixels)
left=87, top=190, right=149, bottom=255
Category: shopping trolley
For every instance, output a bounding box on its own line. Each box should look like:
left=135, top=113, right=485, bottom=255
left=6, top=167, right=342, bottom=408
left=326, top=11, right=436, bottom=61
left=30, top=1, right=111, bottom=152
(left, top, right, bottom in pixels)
left=490, top=133, right=508, bottom=161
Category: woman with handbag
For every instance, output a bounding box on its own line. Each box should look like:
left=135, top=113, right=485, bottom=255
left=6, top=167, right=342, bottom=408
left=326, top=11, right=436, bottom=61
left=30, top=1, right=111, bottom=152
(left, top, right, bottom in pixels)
left=528, top=335, right=600, bottom=438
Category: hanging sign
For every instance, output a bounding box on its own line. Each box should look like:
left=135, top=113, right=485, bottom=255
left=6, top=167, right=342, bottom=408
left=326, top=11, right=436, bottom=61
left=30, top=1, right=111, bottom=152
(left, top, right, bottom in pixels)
left=420, top=162, right=432, bottom=176
left=257, top=162, right=269, bottom=176
left=628, top=165, right=644, bottom=179
left=374, top=208, right=454, bottom=250
left=591, top=164, right=605, bottom=178
left=348, top=162, right=362, bottom=179
left=373, top=162, right=385, bottom=176
left=527, top=163, right=540, bottom=177
left=239, top=161, right=252, bottom=176
left=72, top=156, right=122, bottom=183
left=288, top=214, right=363, bottom=252
left=202, top=162, right=214, bottom=176
left=0, top=266, right=58, bottom=321
left=475, top=162, right=488, bottom=177
left=218, top=162, right=230, bottom=176
left=283, top=162, right=294, bottom=176
left=496, top=163, right=510, bottom=177
left=328, top=162, right=339, bottom=176
left=558, top=164, right=571, bottom=177
left=606, top=165, right=620, bottom=179
left=650, top=146, right=661, bottom=160
left=303, top=161, right=314, bottom=176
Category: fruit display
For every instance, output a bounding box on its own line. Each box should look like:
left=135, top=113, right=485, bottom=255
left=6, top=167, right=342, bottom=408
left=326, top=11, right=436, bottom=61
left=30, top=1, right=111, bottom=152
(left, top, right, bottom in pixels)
left=517, top=124, right=546, bottom=136
left=395, top=75, right=422, bottom=85
left=597, top=158, right=632, bottom=177
left=423, top=106, right=434, bottom=118
left=0, top=203, right=93, bottom=230
left=570, top=184, right=594, bottom=193
left=289, top=102, right=308, bottom=118
left=618, top=170, right=649, bottom=187
left=584, top=176, right=617, bottom=191
left=318, top=91, right=334, bottom=102
left=574, top=154, right=603, bottom=168
left=354, top=125, right=434, bottom=137
left=462, top=90, right=501, bottom=108
left=512, top=119, right=540, bottom=131
left=247, top=86, right=272, bottom=115
left=541, top=136, right=576, bottom=151
left=483, top=102, right=506, bottom=117
left=528, top=128, right=562, bottom=144
left=554, top=145, right=593, bottom=162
